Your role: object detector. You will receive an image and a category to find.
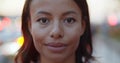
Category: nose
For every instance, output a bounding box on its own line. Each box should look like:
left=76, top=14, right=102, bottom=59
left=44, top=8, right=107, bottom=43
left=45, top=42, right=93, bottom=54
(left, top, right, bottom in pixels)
left=50, top=21, right=64, bottom=39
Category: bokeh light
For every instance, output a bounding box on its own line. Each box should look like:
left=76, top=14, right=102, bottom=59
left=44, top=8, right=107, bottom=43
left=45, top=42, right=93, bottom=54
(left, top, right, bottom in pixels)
left=108, top=14, right=118, bottom=26
left=17, top=36, right=24, bottom=47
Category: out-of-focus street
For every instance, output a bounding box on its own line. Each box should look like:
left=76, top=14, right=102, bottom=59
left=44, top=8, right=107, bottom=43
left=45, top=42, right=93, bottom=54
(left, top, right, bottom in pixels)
left=93, top=32, right=120, bottom=63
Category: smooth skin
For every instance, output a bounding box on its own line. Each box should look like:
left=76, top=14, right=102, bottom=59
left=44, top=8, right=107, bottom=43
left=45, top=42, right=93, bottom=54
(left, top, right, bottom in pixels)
left=29, top=0, right=85, bottom=63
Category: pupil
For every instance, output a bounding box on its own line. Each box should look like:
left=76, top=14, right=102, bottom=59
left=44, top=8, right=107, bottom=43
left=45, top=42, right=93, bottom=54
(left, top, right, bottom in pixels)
left=42, top=18, right=47, bottom=23
left=68, top=18, right=72, bottom=22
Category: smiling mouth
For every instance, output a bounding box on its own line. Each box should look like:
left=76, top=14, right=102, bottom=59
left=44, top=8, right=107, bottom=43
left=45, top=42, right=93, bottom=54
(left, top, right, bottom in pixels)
left=44, top=43, right=67, bottom=53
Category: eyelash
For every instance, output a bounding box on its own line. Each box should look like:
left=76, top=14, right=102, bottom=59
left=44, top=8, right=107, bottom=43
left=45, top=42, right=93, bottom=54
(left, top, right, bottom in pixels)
left=36, top=17, right=50, bottom=25
left=64, top=17, right=76, bottom=24
left=36, top=17, right=76, bottom=25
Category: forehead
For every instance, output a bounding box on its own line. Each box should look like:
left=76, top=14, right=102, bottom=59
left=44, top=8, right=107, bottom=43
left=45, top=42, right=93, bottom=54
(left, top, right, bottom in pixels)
left=30, top=0, right=77, bottom=8
left=30, top=0, right=81, bottom=13
left=31, top=0, right=74, bottom=5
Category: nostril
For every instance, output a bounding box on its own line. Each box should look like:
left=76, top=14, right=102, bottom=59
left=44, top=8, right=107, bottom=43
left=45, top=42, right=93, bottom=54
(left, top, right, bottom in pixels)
left=50, top=34, right=63, bottom=39
left=51, top=34, right=54, bottom=38
left=50, top=24, right=64, bottom=39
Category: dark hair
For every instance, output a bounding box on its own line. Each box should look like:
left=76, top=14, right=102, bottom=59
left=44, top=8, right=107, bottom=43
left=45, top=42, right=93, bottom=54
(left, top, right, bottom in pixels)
left=15, top=0, right=93, bottom=63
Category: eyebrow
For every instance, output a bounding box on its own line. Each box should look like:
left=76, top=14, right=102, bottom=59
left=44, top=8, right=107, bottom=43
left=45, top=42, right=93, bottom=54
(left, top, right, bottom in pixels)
left=62, top=11, right=78, bottom=16
left=37, top=11, right=52, bottom=15
left=36, top=11, right=78, bottom=16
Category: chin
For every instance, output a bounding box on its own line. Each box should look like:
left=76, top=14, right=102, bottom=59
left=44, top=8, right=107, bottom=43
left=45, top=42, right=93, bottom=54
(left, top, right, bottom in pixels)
left=49, top=54, right=67, bottom=60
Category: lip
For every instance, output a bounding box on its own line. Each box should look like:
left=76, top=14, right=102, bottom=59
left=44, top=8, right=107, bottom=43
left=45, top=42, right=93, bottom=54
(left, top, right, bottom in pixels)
left=44, top=43, right=67, bottom=53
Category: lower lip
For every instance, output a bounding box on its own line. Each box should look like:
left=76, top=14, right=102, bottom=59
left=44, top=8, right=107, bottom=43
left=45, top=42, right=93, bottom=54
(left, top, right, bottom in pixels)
left=46, top=46, right=66, bottom=53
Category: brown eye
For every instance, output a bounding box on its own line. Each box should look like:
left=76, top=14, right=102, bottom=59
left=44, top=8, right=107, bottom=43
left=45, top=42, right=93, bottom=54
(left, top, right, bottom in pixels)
left=64, top=18, right=76, bottom=24
left=37, top=18, right=50, bottom=25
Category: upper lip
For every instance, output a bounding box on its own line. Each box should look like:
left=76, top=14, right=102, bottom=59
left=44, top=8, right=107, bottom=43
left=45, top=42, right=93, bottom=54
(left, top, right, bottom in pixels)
left=44, top=42, right=67, bottom=47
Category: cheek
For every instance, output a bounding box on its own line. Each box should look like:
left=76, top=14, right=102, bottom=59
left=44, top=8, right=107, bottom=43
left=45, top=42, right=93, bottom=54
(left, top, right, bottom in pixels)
left=68, top=32, right=81, bottom=51
left=30, top=25, right=49, bottom=53
left=65, top=26, right=82, bottom=53
left=31, top=29, right=44, bottom=53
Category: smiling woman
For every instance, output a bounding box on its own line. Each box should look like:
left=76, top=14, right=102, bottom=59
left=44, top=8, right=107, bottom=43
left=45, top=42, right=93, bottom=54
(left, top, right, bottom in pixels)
left=15, top=0, right=94, bottom=63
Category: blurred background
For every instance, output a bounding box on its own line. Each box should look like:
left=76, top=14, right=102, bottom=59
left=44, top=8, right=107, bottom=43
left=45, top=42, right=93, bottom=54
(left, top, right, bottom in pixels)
left=0, top=0, right=120, bottom=63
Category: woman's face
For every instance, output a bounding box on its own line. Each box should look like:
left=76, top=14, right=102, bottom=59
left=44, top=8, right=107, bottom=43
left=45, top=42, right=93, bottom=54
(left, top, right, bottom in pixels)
left=29, top=0, right=85, bottom=62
